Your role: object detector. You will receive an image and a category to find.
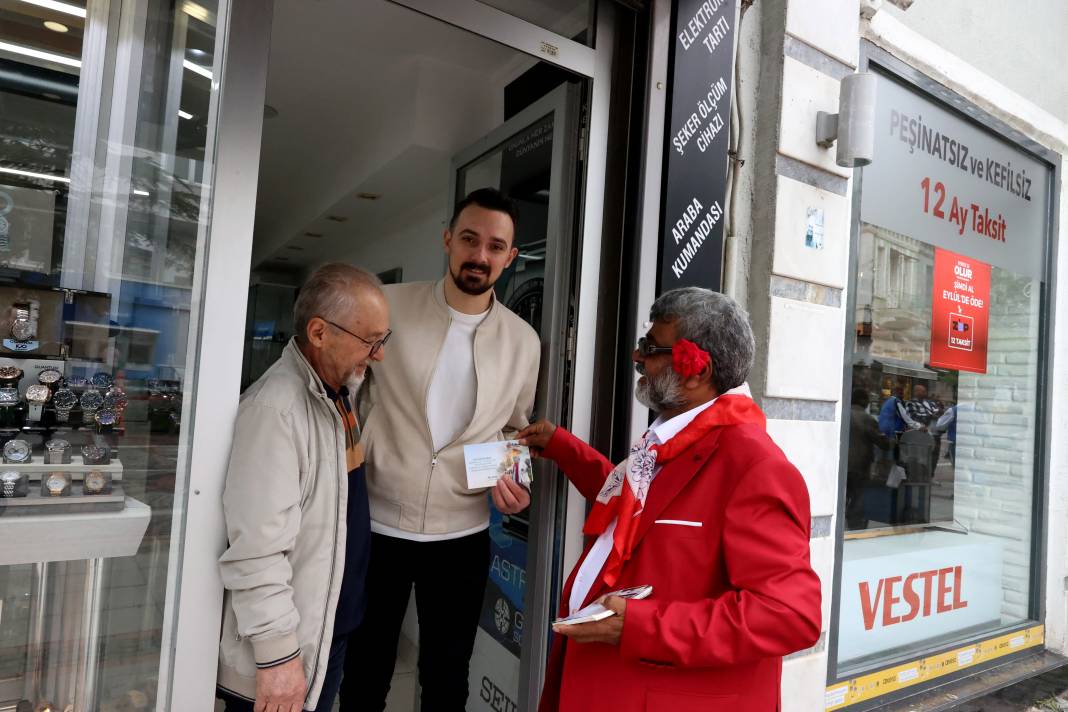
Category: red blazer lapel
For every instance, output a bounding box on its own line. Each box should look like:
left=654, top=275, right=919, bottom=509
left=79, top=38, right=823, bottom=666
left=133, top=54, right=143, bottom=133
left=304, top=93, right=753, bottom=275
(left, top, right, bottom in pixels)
left=581, top=428, right=724, bottom=606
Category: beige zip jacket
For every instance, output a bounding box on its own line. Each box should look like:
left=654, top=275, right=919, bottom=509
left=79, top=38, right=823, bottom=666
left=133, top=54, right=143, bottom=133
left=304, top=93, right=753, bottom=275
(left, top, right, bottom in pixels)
left=362, top=279, right=540, bottom=534
left=217, top=340, right=351, bottom=709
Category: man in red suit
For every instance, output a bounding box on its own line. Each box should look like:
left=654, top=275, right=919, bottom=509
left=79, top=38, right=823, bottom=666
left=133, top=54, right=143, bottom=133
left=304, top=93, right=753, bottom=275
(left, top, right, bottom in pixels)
left=518, top=287, right=822, bottom=712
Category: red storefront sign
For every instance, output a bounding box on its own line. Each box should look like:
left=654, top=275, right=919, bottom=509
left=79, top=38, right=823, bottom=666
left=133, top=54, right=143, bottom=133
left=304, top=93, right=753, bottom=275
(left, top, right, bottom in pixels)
left=930, top=249, right=990, bottom=374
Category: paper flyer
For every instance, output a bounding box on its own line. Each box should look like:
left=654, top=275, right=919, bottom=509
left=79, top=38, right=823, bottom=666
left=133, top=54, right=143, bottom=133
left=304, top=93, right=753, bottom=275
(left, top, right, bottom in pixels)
left=464, top=440, right=533, bottom=489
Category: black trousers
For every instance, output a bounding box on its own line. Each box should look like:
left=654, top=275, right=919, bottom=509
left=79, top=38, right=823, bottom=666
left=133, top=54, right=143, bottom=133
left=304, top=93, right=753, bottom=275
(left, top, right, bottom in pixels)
left=339, top=530, right=491, bottom=712
left=218, top=634, right=348, bottom=712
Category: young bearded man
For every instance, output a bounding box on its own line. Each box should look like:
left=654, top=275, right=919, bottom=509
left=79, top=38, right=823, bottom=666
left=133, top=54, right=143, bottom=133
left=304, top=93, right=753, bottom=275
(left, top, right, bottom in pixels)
left=340, top=188, right=540, bottom=711
left=518, top=288, right=822, bottom=712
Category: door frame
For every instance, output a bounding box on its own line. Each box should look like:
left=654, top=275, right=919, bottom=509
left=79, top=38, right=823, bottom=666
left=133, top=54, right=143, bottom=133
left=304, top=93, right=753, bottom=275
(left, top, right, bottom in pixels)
left=166, top=1, right=617, bottom=710
left=448, top=82, right=581, bottom=707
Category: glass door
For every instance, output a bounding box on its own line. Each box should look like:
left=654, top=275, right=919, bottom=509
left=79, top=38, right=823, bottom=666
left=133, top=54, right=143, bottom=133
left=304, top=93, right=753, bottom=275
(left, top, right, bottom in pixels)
left=451, top=81, right=582, bottom=712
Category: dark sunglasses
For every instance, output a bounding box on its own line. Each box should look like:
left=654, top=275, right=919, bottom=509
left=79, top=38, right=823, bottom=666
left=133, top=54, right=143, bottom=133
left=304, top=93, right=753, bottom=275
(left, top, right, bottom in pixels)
left=636, top=336, right=673, bottom=358
left=323, top=318, right=392, bottom=358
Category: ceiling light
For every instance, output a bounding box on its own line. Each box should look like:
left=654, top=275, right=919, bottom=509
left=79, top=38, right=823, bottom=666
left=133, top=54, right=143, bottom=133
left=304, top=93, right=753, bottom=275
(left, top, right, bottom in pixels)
left=326, top=215, right=347, bottom=223
left=304, top=232, right=324, bottom=238
left=357, top=192, right=382, bottom=201
left=0, top=166, right=70, bottom=184
left=43, top=21, right=69, bottom=33
left=17, top=0, right=86, bottom=18
left=183, top=59, right=212, bottom=80
left=133, top=189, right=149, bottom=196
left=182, top=1, right=213, bottom=23
left=178, top=109, right=193, bottom=120
left=0, top=41, right=81, bottom=69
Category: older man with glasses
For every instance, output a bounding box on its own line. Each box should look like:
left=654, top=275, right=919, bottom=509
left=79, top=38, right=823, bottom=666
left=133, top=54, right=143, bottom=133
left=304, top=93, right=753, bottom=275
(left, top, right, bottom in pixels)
left=216, top=263, right=390, bottom=712
left=519, top=287, right=822, bottom=712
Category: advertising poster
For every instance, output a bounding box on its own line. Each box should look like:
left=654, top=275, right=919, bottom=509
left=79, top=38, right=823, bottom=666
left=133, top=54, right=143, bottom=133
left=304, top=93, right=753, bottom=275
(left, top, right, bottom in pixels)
left=929, top=249, right=991, bottom=374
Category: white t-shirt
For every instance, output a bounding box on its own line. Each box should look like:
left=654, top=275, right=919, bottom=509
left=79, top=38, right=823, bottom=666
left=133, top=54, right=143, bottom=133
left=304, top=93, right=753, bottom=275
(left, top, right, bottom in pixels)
left=426, top=305, right=489, bottom=451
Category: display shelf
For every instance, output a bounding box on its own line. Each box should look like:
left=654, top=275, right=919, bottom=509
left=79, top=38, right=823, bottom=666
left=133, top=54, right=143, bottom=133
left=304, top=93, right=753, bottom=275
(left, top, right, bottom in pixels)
left=0, top=456, right=123, bottom=480
left=0, top=495, right=151, bottom=566
left=0, top=483, right=126, bottom=515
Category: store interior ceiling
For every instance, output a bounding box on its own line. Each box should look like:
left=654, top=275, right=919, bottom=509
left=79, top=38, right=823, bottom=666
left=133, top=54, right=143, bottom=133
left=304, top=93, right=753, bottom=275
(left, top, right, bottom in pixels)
left=252, top=0, right=587, bottom=276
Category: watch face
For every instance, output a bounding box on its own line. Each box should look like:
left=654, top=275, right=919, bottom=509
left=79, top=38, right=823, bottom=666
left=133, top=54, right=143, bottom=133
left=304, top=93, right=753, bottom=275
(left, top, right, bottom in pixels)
left=3, top=439, right=29, bottom=462
left=103, top=388, right=128, bottom=410
left=0, top=366, right=22, bottom=380
left=44, top=472, right=69, bottom=496
left=95, top=408, right=118, bottom=426
left=82, top=444, right=109, bottom=462
left=80, top=390, right=103, bottom=411
left=38, top=368, right=62, bottom=385
left=91, top=372, right=113, bottom=389
left=84, top=470, right=108, bottom=493
left=0, top=470, right=23, bottom=497
left=53, top=388, right=76, bottom=409
left=0, top=387, right=18, bottom=406
left=26, top=384, right=50, bottom=404
left=66, top=376, right=88, bottom=391
left=45, top=439, right=69, bottom=451
left=10, top=318, right=33, bottom=341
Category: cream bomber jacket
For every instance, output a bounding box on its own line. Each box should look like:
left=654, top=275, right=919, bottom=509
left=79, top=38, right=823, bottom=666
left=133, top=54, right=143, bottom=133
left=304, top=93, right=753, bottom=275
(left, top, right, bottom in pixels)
left=216, top=340, right=352, bottom=709
left=361, top=279, right=541, bottom=535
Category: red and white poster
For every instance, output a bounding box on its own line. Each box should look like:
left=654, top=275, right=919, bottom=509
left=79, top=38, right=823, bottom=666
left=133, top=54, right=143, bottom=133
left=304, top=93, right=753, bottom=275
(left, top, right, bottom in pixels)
left=929, top=249, right=990, bottom=374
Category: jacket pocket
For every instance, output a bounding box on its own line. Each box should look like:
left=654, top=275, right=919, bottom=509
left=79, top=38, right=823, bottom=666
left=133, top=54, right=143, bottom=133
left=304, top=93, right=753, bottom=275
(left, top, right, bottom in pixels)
left=651, top=519, right=706, bottom=539
left=645, top=689, right=738, bottom=711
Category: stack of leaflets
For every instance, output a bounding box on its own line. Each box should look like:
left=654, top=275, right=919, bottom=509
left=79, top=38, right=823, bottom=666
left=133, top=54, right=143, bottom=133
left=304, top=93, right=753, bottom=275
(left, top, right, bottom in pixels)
left=553, top=585, right=654, bottom=626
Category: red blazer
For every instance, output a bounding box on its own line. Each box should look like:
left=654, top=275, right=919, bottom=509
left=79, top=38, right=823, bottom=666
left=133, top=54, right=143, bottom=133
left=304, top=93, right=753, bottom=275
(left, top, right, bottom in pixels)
left=538, top=423, right=822, bottom=712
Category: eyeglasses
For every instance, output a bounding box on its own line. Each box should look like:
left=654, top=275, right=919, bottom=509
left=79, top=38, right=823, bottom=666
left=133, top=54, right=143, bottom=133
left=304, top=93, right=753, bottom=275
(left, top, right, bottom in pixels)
left=636, top=336, right=673, bottom=358
left=322, top=318, right=392, bottom=358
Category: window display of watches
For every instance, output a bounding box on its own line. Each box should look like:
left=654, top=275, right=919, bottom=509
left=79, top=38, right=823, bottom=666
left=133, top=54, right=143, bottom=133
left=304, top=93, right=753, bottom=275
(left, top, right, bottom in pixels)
left=81, top=444, right=110, bottom=466
left=37, top=368, right=62, bottom=387
left=44, top=439, right=71, bottom=465
left=83, top=470, right=112, bottom=495
left=52, top=388, right=76, bottom=422
left=25, top=384, right=50, bottom=422
left=41, top=472, right=70, bottom=497
left=91, top=372, right=113, bottom=389
left=0, top=470, right=27, bottom=497
left=3, top=439, right=30, bottom=464
left=80, top=389, right=103, bottom=424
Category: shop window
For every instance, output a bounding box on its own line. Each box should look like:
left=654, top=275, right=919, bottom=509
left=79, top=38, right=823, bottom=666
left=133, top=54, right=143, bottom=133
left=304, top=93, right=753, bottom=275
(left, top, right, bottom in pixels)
left=830, top=54, right=1056, bottom=707
left=0, top=0, right=221, bottom=709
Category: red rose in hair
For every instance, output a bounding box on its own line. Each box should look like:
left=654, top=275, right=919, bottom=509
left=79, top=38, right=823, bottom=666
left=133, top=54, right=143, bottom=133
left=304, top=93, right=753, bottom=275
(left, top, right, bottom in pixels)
left=672, top=339, right=710, bottom=378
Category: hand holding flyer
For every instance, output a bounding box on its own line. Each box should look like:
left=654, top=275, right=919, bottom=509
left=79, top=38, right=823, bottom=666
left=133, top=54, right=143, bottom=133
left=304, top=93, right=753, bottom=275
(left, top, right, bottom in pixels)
left=463, top=440, right=533, bottom=489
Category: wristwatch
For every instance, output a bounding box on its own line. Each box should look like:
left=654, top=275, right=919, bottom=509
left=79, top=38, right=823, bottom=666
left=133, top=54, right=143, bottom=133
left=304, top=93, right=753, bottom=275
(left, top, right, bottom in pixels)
left=10, top=302, right=36, bottom=342
left=0, top=387, right=19, bottom=407
left=80, top=389, right=103, bottom=424
left=81, top=444, right=110, bottom=466
left=0, top=470, right=27, bottom=497
left=25, top=384, right=50, bottom=422
left=52, top=388, right=76, bottom=422
left=95, top=408, right=118, bottom=429
left=83, top=470, right=111, bottom=495
left=37, top=368, right=62, bottom=387
left=0, top=365, right=22, bottom=385
left=65, top=376, right=88, bottom=392
left=103, top=387, right=128, bottom=411
left=41, top=472, right=70, bottom=497
left=3, top=439, right=31, bottom=464
left=91, top=372, right=113, bottom=390
left=44, top=439, right=71, bottom=465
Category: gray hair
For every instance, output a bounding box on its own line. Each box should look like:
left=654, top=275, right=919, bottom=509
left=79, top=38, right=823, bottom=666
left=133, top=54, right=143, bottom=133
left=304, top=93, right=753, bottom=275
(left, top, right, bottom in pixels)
left=294, top=263, right=382, bottom=344
left=649, top=287, right=755, bottom=394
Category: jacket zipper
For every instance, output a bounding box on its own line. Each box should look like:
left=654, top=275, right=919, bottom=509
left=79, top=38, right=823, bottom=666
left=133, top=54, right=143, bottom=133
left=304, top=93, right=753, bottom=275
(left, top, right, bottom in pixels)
left=305, top=393, right=345, bottom=707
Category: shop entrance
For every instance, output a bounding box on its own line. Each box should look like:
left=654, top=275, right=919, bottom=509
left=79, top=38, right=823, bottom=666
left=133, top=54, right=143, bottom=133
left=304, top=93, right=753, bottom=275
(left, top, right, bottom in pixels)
left=235, top=1, right=590, bottom=709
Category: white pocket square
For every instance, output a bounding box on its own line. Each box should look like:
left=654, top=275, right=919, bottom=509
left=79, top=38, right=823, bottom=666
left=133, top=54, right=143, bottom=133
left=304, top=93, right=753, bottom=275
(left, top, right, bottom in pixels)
left=654, top=519, right=703, bottom=527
